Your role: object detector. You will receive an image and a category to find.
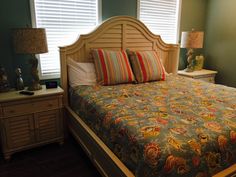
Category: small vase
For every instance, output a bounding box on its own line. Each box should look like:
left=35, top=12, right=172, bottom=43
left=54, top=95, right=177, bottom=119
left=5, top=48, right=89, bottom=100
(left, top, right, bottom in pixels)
left=15, top=68, right=24, bottom=90
left=194, top=55, right=204, bottom=70
left=16, top=77, right=24, bottom=90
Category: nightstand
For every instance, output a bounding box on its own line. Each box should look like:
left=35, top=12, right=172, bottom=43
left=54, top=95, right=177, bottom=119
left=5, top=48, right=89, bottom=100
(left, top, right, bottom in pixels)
left=0, top=86, right=64, bottom=160
left=178, top=69, right=217, bottom=83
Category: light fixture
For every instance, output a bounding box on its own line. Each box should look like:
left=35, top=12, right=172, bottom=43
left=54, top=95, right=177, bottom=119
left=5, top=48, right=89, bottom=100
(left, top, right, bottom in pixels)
left=13, top=28, right=48, bottom=90
left=180, top=30, right=204, bottom=72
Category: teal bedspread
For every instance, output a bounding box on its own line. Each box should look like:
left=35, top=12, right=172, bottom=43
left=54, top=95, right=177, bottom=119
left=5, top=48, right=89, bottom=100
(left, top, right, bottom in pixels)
left=69, top=75, right=236, bottom=177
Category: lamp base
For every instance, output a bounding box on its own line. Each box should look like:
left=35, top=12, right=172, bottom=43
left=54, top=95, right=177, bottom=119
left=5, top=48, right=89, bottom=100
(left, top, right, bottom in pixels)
left=28, top=83, right=42, bottom=91
left=185, top=48, right=195, bottom=72
left=28, top=55, right=42, bottom=91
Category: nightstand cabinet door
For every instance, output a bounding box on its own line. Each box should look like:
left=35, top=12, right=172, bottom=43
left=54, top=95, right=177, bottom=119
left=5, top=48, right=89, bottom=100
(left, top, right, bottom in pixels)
left=35, top=110, right=62, bottom=142
left=3, top=115, right=35, bottom=149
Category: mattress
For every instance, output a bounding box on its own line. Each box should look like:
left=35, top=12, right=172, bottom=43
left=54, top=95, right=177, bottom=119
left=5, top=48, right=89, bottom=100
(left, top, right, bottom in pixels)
left=69, top=75, right=236, bottom=177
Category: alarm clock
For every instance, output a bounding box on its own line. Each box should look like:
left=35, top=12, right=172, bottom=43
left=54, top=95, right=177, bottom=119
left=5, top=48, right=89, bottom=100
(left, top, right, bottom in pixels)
left=45, top=81, right=58, bottom=89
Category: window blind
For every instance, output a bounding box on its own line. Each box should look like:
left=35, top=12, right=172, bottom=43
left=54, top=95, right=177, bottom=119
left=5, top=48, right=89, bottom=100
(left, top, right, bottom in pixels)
left=31, top=0, right=100, bottom=79
left=138, top=0, right=181, bottom=44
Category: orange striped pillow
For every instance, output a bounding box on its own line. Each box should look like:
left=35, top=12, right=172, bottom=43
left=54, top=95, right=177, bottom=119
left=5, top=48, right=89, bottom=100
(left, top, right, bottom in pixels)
left=92, top=49, right=135, bottom=85
left=128, top=50, right=166, bottom=83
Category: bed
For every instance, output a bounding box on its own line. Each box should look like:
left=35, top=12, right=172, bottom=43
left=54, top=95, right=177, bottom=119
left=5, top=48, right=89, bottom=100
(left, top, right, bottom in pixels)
left=59, top=16, right=236, bottom=177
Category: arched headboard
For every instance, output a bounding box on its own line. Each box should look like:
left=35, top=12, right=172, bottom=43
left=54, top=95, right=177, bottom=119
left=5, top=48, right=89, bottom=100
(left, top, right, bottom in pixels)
left=60, top=16, right=180, bottom=105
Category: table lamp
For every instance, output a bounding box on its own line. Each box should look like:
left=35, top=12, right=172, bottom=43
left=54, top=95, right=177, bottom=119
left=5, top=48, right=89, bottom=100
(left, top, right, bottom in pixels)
left=180, top=30, right=204, bottom=72
left=13, top=28, right=48, bottom=90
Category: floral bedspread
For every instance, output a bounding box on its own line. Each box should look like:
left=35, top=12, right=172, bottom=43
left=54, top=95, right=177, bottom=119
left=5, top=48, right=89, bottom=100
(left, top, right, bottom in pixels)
left=69, top=75, right=236, bottom=177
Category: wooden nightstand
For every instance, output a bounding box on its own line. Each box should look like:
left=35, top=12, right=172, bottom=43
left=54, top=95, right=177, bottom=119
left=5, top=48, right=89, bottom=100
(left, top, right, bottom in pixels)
left=0, top=86, right=64, bottom=160
left=178, top=69, right=218, bottom=83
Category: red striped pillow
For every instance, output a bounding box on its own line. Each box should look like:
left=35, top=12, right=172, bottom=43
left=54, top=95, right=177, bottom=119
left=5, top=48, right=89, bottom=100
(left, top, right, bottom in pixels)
left=92, top=49, right=135, bottom=85
left=128, top=50, right=166, bottom=83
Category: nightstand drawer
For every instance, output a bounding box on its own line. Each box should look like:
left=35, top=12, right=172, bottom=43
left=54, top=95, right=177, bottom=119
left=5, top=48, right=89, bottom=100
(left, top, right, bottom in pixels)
left=3, top=103, right=34, bottom=117
left=198, top=76, right=215, bottom=83
left=33, top=98, right=59, bottom=112
left=2, top=98, right=59, bottom=117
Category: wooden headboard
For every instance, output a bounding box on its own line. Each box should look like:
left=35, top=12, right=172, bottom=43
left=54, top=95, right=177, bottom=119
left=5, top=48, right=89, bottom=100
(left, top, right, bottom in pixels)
left=60, top=16, right=180, bottom=105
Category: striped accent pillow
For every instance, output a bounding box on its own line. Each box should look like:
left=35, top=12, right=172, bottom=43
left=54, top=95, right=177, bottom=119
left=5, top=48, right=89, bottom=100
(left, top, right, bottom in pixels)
left=128, top=50, right=166, bottom=83
left=92, top=49, right=135, bottom=85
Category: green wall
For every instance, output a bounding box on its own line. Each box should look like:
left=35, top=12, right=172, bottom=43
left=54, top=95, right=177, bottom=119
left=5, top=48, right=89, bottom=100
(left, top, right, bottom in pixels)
left=0, top=0, right=137, bottom=87
left=0, top=0, right=32, bottom=86
left=204, top=0, right=236, bottom=87
left=102, top=0, right=137, bottom=20
left=179, top=0, right=207, bottom=70
left=4, top=0, right=232, bottom=88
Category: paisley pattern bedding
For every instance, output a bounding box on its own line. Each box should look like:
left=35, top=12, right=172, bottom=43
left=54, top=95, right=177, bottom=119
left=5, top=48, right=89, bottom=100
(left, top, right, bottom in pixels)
left=69, top=75, right=236, bottom=177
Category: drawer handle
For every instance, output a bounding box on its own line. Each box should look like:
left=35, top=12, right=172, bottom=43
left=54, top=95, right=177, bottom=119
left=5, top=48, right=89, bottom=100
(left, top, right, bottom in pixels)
left=9, top=110, right=15, bottom=113
left=48, top=103, right=53, bottom=107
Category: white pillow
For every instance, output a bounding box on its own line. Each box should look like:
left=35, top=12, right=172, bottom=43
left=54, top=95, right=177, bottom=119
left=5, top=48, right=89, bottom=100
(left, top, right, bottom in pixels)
left=67, top=58, right=97, bottom=87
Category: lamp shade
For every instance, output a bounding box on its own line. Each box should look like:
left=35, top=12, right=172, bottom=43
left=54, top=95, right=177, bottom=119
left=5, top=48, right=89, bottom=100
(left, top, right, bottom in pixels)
left=12, top=28, right=48, bottom=54
left=180, top=31, right=204, bottom=49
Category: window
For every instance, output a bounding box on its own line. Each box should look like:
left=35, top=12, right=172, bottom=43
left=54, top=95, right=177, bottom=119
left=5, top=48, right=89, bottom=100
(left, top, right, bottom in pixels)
left=30, top=0, right=101, bottom=79
left=137, top=0, right=182, bottom=44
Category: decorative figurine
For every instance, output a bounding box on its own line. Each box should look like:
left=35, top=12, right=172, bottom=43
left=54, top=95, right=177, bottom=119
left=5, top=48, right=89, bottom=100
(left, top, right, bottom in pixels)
left=0, top=66, right=10, bottom=92
left=15, top=68, right=24, bottom=90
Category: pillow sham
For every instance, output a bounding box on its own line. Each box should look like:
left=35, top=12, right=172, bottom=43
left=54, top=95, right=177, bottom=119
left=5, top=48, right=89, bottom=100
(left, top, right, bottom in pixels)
left=92, top=49, right=135, bottom=85
left=67, top=58, right=96, bottom=87
left=127, top=50, right=166, bottom=83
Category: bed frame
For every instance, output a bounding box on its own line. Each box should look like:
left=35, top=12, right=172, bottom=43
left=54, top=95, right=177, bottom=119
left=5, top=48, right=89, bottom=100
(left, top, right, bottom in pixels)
left=60, top=16, right=179, bottom=177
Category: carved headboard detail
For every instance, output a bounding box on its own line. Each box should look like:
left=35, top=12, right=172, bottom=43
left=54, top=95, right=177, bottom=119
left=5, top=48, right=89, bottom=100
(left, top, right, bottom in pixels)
left=60, top=16, right=179, bottom=105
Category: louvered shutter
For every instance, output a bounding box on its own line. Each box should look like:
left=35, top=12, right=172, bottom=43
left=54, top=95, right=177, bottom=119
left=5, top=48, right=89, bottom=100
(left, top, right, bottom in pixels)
left=31, top=0, right=100, bottom=79
left=138, top=0, right=181, bottom=44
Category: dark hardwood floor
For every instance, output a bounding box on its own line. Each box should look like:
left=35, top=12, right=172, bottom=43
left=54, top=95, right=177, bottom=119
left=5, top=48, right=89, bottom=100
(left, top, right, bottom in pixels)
left=0, top=136, right=102, bottom=177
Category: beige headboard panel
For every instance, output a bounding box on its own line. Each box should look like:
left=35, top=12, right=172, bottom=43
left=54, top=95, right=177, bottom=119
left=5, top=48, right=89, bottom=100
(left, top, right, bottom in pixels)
left=60, top=16, right=179, bottom=105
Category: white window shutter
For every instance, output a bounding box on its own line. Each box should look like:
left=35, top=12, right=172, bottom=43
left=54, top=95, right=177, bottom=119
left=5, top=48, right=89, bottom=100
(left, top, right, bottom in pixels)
left=138, top=0, right=181, bottom=44
left=31, top=0, right=100, bottom=79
